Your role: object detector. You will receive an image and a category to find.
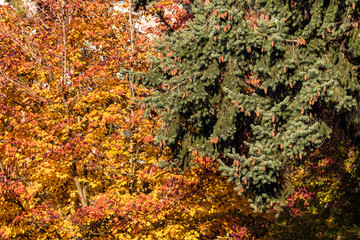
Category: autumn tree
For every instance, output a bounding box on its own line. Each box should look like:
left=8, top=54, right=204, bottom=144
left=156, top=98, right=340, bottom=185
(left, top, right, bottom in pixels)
left=2, top=0, right=359, bottom=238
left=137, top=0, right=360, bottom=213
left=266, top=129, right=360, bottom=239
left=0, top=0, right=164, bottom=238
left=0, top=0, right=276, bottom=238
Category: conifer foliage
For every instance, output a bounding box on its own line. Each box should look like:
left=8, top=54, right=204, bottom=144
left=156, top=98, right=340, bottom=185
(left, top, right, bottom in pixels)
left=139, top=0, right=360, bottom=212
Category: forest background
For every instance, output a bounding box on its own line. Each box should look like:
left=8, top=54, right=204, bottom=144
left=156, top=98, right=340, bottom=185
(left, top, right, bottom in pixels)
left=0, top=0, right=359, bottom=239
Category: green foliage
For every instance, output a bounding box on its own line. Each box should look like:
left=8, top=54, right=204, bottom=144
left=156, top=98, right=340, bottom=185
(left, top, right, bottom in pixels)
left=7, top=0, right=28, bottom=16
left=139, top=0, right=360, bottom=212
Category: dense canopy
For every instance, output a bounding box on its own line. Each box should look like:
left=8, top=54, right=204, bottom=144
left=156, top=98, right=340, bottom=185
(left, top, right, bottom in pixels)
left=0, top=0, right=359, bottom=239
left=139, top=0, right=360, bottom=212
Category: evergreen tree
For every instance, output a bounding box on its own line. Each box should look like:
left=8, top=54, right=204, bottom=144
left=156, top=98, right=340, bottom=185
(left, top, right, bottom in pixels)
left=137, top=0, right=360, bottom=212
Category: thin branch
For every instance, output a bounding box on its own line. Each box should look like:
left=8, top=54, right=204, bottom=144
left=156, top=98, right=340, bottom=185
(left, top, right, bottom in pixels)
left=154, top=5, right=174, bottom=33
